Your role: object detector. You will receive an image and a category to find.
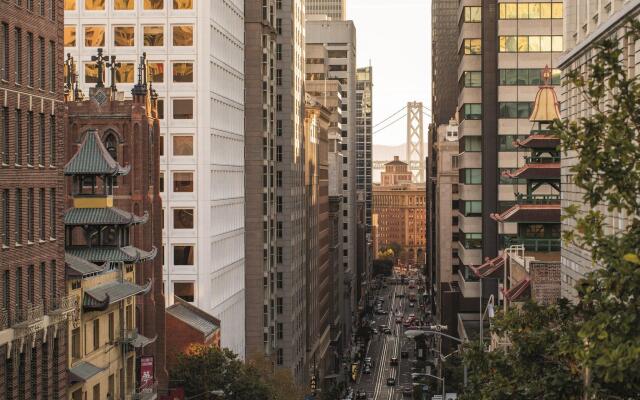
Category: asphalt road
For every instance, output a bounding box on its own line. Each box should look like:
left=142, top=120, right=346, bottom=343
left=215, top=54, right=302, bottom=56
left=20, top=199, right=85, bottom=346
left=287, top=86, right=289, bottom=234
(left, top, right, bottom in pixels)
left=353, top=277, right=418, bottom=400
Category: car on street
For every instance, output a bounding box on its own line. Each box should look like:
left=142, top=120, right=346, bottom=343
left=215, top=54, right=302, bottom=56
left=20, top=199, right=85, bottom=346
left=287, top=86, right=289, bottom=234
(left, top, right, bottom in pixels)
left=390, top=357, right=398, bottom=366
left=402, top=385, right=413, bottom=396
left=401, top=350, right=409, bottom=358
left=386, top=377, right=396, bottom=386
left=363, top=366, right=371, bottom=374
left=383, top=326, right=392, bottom=334
left=372, top=328, right=379, bottom=334
left=356, top=391, right=367, bottom=399
left=409, top=302, right=415, bottom=308
left=364, top=357, right=374, bottom=367
left=395, top=317, right=402, bottom=323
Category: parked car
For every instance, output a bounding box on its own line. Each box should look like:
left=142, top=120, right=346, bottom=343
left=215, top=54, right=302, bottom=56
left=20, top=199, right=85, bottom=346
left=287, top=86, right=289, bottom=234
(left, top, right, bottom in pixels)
left=409, top=302, right=415, bottom=308
left=356, top=391, right=367, bottom=399
left=402, top=385, right=413, bottom=396
left=390, top=357, right=399, bottom=366
left=386, top=377, right=396, bottom=386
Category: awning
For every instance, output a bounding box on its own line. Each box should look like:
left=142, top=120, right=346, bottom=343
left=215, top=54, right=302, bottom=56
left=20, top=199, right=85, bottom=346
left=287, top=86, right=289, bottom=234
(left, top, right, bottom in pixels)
left=69, top=361, right=105, bottom=384
left=65, top=253, right=108, bottom=278
left=67, top=245, right=157, bottom=264
left=83, top=280, right=153, bottom=311
left=65, top=207, right=149, bottom=226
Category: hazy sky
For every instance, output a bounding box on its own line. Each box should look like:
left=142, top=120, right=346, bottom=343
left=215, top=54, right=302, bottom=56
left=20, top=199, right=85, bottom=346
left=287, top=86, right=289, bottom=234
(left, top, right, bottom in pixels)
left=346, top=0, right=431, bottom=147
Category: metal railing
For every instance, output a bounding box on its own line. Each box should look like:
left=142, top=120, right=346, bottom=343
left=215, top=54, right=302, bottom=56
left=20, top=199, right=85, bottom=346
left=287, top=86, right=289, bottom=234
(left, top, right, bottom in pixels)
left=13, top=303, right=44, bottom=326
left=524, top=156, right=560, bottom=164
left=0, top=308, right=8, bottom=330
left=504, top=237, right=561, bottom=252
left=516, top=194, right=561, bottom=205
left=49, top=295, right=78, bottom=314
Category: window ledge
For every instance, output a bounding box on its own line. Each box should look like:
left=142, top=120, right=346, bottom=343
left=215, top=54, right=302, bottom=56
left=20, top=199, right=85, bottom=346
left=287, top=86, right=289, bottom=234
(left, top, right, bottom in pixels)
left=38, top=239, right=46, bottom=244
left=15, top=243, right=23, bottom=248
left=38, top=164, right=45, bottom=169
left=49, top=237, right=56, bottom=242
left=27, top=240, right=34, bottom=245
left=14, top=163, right=22, bottom=167
left=49, top=164, right=56, bottom=169
left=1, top=245, right=8, bottom=250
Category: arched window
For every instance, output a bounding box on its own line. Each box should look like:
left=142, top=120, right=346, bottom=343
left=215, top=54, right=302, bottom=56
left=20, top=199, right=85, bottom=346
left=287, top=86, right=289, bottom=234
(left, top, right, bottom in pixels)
left=104, top=133, right=118, bottom=161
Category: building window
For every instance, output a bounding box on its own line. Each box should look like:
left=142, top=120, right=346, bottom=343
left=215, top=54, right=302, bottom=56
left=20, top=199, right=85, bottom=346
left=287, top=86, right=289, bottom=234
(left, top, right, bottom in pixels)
left=49, top=41, right=55, bottom=90
left=172, top=62, right=193, bottom=82
left=49, top=115, right=56, bottom=165
left=463, top=39, right=481, bottom=55
left=173, top=25, right=193, bottom=46
left=498, top=102, right=534, bottom=119
left=172, top=99, right=193, bottom=119
left=498, top=135, right=527, bottom=151
left=462, top=103, right=481, bottom=120
left=148, top=62, right=164, bottom=82
left=85, top=0, right=104, bottom=10
left=173, top=0, right=192, bottom=8
left=27, top=189, right=33, bottom=242
left=499, top=168, right=527, bottom=185
left=50, top=260, right=56, bottom=298
left=1, top=24, right=8, bottom=81
left=27, top=265, right=34, bottom=303
left=499, top=3, right=563, bottom=19
left=460, top=136, right=481, bottom=152
left=173, top=135, right=193, bottom=156
left=276, top=145, right=282, bottom=162
left=277, top=322, right=283, bottom=339
left=49, top=188, right=56, bottom=238
left=276, top=348, right=283, bottom=365
left=113, top=26, right=135, bottom=46
left=461, top=232, right=482, bottom=249
left=64, top=26, right=76, bottom=47
left=39, top=37, right=45, bottom=89
left=499, top=68, right=561, bottom=86
left=462, top=71, right=481, bottom=87
left=2, top=270, right=8, bottom=308
left=84, top=26, right=105, bottom=47
left=276, top=43, right=282, bottom=60
left=173, top=245, right=194, bottom=265
left=463, top=6, right=481, bottom=22
left=499, top=35, right=563, bottom=53
left=157, top=99, right=164, bottom=119
left=172, top=172, right=193, bottom=192
left=460, top=168, right=482, bottom=185
left=144, top=0, right=163, bottom=9
left=276, top=196, right=282, bottom=213
left=15, top=189, right=22, bottom=244
left=276, top=119, right=282, bottom=136
left=114, top=0, right=134, bottom=10
left=276, top=94, right=282, bottom=111
left=115, top=63, right=135, bottom=83
left=173, top=209, right=194, bottom=229
left=462, top=200, right=482, bottom=217
left=16, top=267, right=22, bottom=310
left=38, top=188, right=45, bottom=240
left=174, top=282, right=194, bottom=302
left=26, top=112, right=34, bottom=165
left=276, top=272, right=283, bottom=288
left=14, top=28, right=22, bottom=84
left=276, top=246, right=282, bottom=263
left=143, top=26, right=164, bottom=46
left=108, top=312, right=114, bottom=342
left=276, top=297, right=283, bottom=314
left=26, top=33, right=33, bottom=87
left=0, top=108, right=7, bottom=164
left=64, top=0, right=75, bottom=10
left=159, top=172, right=164, bottom=192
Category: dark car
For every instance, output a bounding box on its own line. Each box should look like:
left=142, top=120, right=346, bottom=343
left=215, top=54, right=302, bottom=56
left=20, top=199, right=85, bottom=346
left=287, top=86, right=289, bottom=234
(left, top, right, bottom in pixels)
left=390, top=357, right=399, bottom=366
left=401, top=350, right=409, bottom=358
left=386, top=377, right=396, bottom=386
left=402, top=385, right=413, bottom=396
left=356, top=391, right=367, bottom=399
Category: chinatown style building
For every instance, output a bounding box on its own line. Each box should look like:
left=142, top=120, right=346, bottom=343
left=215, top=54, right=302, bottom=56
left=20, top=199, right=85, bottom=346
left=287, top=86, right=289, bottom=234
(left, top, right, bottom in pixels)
left=64, top=54, right=166, bottom=397
left=0, top=0, right=69, bottom=398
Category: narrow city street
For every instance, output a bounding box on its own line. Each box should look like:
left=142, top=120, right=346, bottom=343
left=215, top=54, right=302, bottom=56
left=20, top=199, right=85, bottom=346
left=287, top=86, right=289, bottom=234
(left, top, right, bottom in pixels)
left=353, top=276, right=422, bottom=400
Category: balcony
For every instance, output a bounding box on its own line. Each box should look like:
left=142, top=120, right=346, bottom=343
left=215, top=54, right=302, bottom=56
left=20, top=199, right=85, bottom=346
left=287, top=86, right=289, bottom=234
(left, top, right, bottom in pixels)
left=0, top=308, right=7, bottom=331
left=515, top=194, right=560, bottom=205
left=503, top=237, right=561, bottom=252
left=13, top=303, right=45, bottom=335
left=49, top=295, right=79, bottom=322
left=524, top=156, right=560, bottom=164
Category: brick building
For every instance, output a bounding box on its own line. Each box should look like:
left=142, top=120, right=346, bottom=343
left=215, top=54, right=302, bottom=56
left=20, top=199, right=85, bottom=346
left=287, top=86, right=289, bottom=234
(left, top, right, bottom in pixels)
left=64, top=53, right=167, bottom=395
left=373, top=158, right=427, bottom=264
left=0, top=0, right=69, bottom=398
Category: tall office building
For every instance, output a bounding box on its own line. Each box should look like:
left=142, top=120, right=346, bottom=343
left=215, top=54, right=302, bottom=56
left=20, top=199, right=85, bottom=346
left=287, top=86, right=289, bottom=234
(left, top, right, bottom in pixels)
left=356, top=66, right=373, bottom=229
left=431, top=0, right=459, bottom=127
left=274, top=0, right=307, bottom=382
left=559, top=0, right=640, bottom=301
left=306, top=0, right=345, bottom=20
left=0, top=1, right=69, bottom=398
left=64, top=0, right=246, bottom=355
left=306, top=19, right=357, bottom=346
left=244, top=0, right=278, bottom=361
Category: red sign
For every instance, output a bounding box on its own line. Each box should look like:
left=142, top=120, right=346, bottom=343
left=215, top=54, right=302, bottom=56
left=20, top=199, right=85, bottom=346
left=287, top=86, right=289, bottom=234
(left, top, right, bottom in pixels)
left=140, top=356, right=154, bottom=392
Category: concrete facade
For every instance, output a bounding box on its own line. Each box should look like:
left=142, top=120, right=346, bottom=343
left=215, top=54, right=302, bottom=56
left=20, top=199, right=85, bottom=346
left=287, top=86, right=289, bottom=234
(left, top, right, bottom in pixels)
left=306, top=0, right=345, bottom=20
left=356, top=66, right=373, bottom=229
left=64, top=0, right=246, bottom=356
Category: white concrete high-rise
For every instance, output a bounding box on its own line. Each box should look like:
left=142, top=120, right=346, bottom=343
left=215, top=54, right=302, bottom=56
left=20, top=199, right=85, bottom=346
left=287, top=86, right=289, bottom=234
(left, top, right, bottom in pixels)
left=306, top=0, right=346, bottom=20
left=64, top=0, right=246, bottom=356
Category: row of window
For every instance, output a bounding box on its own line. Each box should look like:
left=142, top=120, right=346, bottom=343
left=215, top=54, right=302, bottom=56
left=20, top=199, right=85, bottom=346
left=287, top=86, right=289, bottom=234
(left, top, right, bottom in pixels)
left=498, top=3, right=563, bottom=20
left=499, top=35, right=563, bottom=53
left=159, top=135, right=194, bottom=156
left=1, top=188, right=57, bottom=246
left=458, top=168, right=529, bottom=186
left=64, top=0, right=193, bottom=11
left=460, top=135, right=528, bottom=152
left=1, top=108, right=57, bottom=166
left=65, top=25, right=193, bottom=48
left=0, top=24, right=57, bottom=91
left=159, top=171, right=194, bottom=193
left=461, top=69, right=561, bottom=88
left=3, top=336, right=61, bottom=400
left=461, top=102, right=535, bottom=120
left=77, top=60, right=192, bottom=85
left=2, top=261, right=58, bottom=315
left=11, top=0, right=57, bottom=20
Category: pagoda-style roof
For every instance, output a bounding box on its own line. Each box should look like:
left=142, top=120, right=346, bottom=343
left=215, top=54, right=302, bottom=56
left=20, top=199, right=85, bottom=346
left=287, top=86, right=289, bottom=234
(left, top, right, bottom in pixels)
left=83, top=279, right=153, bottom=311
left=121, top=331, right=157, bottom=348
left=65, top=130, right=130, bottom=176
left=66, top=246, right=157, bottom=264
left=502, top=277, right=531, bottom=302
left=530, top=67, right=560, bottom=122
left=491, top=204, right=561, bottom=223
left=69, top=361, right=105, bottom=384
left=64, top=208, right=149, bottom=226
left=470, top=255, right=505, bottom=279
left=515, top=134, right=560, bottom=149
left=166, top=297, right=221, bottom=338
left=65, top=253, right=109, bottom=278
left=505, top=163, right=560, bottom=180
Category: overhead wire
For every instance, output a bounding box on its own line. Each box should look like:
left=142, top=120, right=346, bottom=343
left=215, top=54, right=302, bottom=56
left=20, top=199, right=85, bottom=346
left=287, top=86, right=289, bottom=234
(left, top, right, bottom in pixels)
left=372, top=105, right=407, bottom=128
left=372, top=113, right=407, bottom=135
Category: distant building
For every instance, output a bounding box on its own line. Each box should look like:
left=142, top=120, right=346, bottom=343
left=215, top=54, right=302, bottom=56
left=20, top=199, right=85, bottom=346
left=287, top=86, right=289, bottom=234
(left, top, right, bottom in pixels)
left=306, top=0, right=346, bottom=20
left=356, top=66, right=373, bottom=229
left=166, top=297, right=221, bottom=372
left=373, top=159, right=426, bottom=265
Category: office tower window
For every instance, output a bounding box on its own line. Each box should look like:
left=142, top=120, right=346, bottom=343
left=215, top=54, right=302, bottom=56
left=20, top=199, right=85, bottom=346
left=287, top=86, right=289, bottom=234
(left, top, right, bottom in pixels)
left=462, top=71, right=481, bottom=87
left=85, top=0, right=104, bottom=9
left=144, top=0, right=163, bottom=9
left=463, top=6, right=481, bottom=22
left=173, top=209, right=194, bottom=229
left=462, top=103, right=481, bottom=120
left=114, top=0, right=134, bottom=10
left=172, top=25, right=193, bottom=46
left=148, top=62, right=163, bottom=82
left=463, top=39, right=481, bottom=55
left=499, top=35, right=563, bottom=53
left=64, top=0, right=75, bottom=9
left=173, top=0, right=192, bottom=9
left=173, top=136, right=193, bottom=156
left=174, top=282, right=194, bottom=302
left=49, top=115, right=56, bottom=165
left=144, top=26, right=164, bottom=46
left=84, top=26, right=105, bottom=47
left=114, top=26, right=134, bottom=46
left=461, top=232, right=482, bottom=249
left=499, top=3, right=563, bottom=19
left=460, top=168, right=482, bottom=185
left=172, top=62, right=193, bottom=82
left=26, top=33, right=33, bottom=86
left=498, top=102, right=534, bottom=119
left=157, top=99, right=164, bottom=119
left=14, top=28, right=22, bottom=84
left=460, top=136, right=481, bottom=152
left=172, top=99, right=193, bottom=119
left=64, top=26, right=76, bottom=47
left=173, top=245, right=194, bottom=265
left=172, top=172, right=193, bottom=192
left=498, top=68, right=561, bottom=86
left=115, top=63, right=135, bottom=83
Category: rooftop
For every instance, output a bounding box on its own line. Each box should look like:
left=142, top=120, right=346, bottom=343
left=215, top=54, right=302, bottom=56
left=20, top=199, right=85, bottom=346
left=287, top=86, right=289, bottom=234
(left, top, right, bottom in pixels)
left=65, top=130, right=130, bottom=176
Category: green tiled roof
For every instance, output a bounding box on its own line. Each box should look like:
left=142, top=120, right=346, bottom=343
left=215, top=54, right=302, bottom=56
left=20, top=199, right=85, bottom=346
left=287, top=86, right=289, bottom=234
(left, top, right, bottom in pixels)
left=64, top=130, right=130, bottom=176
left=166, top=299, right=220, bottom=337
left=69, top=361, right=105, bottom=384
left=83, top=280, right=153, bottom=310
left=65, top=253, right=108, bottom=277
left=64, top=207, right=149, bottom=226
left=66, top=246, right=157, bottom=264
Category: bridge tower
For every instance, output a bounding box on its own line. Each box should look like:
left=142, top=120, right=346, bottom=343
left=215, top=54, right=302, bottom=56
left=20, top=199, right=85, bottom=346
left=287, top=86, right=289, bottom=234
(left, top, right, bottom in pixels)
left=406, top=101, right=425, bottom=183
